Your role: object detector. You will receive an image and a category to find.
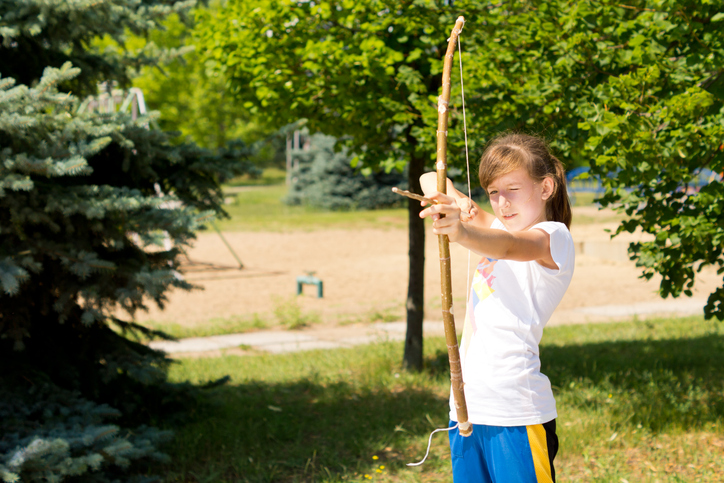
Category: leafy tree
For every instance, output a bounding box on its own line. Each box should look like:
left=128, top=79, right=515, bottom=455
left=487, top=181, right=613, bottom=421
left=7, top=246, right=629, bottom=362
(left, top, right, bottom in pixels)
left=199, top=0, right=724, bottom=378
left=197, top=0, right=489, bottom=370
left=576, top=3, right=724, bottom=320
left=457, top=1, right=723, bottom=320
left=126, top=10, right=286, bottom=167
left=0, top=0, right=251, bottom=480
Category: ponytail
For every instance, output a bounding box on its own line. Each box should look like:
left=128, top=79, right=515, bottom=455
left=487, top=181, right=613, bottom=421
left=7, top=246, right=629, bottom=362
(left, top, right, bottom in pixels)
left=547, top=155, right=572, bottom=229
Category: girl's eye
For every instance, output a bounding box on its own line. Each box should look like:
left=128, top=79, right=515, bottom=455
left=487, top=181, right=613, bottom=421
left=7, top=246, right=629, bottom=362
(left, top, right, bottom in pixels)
left=488, top=190, right=497, bottom=196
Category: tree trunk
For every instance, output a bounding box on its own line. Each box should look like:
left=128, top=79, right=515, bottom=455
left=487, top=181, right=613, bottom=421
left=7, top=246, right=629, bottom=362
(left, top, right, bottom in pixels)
left=403, top=147, right=425, bottom=371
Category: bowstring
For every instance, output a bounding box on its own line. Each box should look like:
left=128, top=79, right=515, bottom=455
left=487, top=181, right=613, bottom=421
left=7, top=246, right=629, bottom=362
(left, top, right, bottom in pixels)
left=457, top=32, right=473, bottom=319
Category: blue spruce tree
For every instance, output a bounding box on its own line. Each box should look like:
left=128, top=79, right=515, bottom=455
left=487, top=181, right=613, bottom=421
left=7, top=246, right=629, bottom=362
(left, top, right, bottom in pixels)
left=285, top=132, right=406, bottom=211
left=0, top=1, right=252, bottom=480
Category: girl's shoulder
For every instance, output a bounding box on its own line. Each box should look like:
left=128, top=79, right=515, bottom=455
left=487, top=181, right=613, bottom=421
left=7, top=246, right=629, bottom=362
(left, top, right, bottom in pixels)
left=531, top=220, right=572, bottom=235
left=531, top=221, right=574, bottom=249
left=532, top=221, right=575, bottom=272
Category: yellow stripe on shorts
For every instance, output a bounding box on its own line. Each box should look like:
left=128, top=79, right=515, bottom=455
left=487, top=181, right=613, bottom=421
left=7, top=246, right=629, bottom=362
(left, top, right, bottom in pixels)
left=526, top=424, right=553, bottom=483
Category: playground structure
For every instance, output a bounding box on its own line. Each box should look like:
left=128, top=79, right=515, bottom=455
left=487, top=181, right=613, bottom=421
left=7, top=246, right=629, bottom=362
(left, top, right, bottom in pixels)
left=79, top=84, right=244, bottom=274
left=78, top=83, right=154, bottom=124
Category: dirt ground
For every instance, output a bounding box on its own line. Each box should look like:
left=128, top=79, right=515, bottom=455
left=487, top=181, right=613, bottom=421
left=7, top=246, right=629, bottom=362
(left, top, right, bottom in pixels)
left=134, top=206, right=721, bottom=331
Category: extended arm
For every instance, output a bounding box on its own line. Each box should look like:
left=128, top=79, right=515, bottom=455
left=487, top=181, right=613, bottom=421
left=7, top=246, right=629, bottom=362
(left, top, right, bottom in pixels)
left=456, top=223, right=556, bottom=269
left=419, top=191, right=557, bottom=269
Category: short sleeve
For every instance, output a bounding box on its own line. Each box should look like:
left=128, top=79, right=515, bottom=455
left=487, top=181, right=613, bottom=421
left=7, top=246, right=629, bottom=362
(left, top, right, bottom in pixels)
left=490, top=217, right=505, bottom=230
left=530, top=222, right=574, bottom=274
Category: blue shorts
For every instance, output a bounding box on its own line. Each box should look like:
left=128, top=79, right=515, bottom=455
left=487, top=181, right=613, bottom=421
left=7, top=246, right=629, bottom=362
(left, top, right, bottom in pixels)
left=448, top=420, right=558, bottom=483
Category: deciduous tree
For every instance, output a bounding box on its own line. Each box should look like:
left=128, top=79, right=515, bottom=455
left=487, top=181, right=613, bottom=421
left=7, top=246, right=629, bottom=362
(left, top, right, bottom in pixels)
left=199, top=0, right=724, bottom=380
left=459, top=0, right=724, bottom=320
left=197, top=0, right=491, bottom=370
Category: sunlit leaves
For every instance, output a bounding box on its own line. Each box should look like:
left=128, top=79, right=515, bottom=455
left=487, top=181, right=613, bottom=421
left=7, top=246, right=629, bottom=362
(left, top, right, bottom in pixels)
left=199, top=0, right=724, bottom=320
left=196, top=0, right=484, bottom=172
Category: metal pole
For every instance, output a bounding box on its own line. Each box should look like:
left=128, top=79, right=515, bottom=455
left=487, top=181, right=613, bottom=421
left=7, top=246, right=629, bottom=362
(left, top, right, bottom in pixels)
left=286, top=133, right=292, bottom=186
left=211, top=222, right=244, bottom=269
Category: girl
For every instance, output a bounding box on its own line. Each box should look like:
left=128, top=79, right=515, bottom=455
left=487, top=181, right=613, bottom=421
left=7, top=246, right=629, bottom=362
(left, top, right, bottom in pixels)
left=419, top=133, right=574, bottom=483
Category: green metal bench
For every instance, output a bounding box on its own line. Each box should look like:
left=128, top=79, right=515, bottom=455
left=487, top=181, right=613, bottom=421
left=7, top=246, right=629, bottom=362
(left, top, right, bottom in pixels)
left=296, top=271, right=323, bottom=298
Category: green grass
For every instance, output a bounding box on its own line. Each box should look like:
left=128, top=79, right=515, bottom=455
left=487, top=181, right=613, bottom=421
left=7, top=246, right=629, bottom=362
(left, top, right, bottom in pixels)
left=139, top=301, right=404, bottom=340
left=226, top=167, right=288, bottom=186
left=157, top=315, right=724, bottom=482
left=272, top=295, right=321, bottom=329
left=213, top=184, right=411, bottom=232
left=544, top=317, right=724, bottom=481
left=138, top=315, right=270, bottom=340
left=212, top=183, right=618, bottom=233
left=569, top=191, right=599, bottom=207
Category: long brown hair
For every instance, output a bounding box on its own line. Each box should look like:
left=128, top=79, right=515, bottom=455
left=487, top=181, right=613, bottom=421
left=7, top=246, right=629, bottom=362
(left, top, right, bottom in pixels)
left=478, top=133, right=572, bottom=228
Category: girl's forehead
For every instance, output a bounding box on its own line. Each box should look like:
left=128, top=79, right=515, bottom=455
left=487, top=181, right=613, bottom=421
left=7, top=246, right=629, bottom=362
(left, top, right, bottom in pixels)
left=488, top=167, right=534, bottom=187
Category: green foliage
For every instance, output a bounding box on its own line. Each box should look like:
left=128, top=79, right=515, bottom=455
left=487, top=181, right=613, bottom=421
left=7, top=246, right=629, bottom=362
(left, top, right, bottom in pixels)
left=0, top=64, right=250, bottom=342
left=129, top=10, right=285, bottom=166
left=446, top=0, right=724, bottom=318
left=0, top=383, right=172, bottom=483
left=202, top=0, right=724, bottom=320
left=285, top=132, right=405, bottom=210
left=92, top=5, right=288, bottom=172
left=573, top=3, right=724, bottom=319
left=196, top=0, right=482, bottom=174
left=0, top=0, right=253, bottom=480
left=0, top=0, right=197, bottom=98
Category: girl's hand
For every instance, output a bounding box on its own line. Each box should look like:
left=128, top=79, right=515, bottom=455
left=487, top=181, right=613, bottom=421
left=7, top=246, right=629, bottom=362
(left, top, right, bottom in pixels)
left=457, top=197, right=478, bottom=222
left=419, top=192, right=465, bottom=242
left=419, top=172, right=477, bottom=222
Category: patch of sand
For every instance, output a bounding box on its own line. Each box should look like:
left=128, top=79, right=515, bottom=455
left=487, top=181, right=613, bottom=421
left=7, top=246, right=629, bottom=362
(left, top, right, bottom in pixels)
left=132, top=207, right=721, bottom=331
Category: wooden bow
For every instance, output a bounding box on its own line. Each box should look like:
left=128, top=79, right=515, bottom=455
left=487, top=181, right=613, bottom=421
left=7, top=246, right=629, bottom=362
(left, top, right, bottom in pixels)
left=392, top=17, right=472, bottom=437
left=436, top=16, right=472, bottom=437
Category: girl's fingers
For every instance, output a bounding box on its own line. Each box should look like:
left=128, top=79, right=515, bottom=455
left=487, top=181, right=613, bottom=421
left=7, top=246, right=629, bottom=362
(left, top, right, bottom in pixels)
left=428, top=191, right=456, bottom=204
left=432, top=214, right=460, bottom=228
left=460, top=206, right=477, bottom=222
left=419, top=200, right=460, bottom=219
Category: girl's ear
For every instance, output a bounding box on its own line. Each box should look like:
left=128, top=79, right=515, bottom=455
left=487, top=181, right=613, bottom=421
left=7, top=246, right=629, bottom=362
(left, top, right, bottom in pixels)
left=541, top=176, right=555, bottom=201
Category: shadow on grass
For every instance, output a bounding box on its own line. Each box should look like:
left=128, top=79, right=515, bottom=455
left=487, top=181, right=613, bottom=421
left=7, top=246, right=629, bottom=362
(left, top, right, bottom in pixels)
left=161, top=378, right=449, bottom=482
left=542, top=332, right=724, bottom=431
left=160, top=329, right=724, bottom=482
left=426, top=330, right=724, bottom=433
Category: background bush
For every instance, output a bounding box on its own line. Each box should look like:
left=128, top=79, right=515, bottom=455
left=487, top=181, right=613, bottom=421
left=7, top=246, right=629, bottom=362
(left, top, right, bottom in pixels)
left=284, top=132, right=406, bottom=211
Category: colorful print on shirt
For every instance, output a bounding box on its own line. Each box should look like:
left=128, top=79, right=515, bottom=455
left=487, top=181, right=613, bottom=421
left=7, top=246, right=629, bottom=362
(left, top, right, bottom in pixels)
left=461, top=258, right=497, bottom=356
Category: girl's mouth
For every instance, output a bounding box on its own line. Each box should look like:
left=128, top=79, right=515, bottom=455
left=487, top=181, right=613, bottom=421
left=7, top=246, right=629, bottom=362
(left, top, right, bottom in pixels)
left=503, top=213, right=517, bottom=219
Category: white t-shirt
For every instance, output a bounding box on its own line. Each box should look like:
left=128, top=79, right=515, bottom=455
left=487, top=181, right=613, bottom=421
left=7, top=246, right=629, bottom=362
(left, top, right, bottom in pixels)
left=449, top=219, right=575, bottom=426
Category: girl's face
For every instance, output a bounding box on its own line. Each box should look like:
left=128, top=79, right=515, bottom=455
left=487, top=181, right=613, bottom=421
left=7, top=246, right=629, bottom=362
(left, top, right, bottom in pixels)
left=486, top=167, right=553, bottom=232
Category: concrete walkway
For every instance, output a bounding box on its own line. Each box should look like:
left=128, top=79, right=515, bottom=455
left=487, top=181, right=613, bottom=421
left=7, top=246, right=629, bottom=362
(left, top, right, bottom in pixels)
left=149, top=321, right=426, bottom=356
left=149, top=298, right=709, bottom=356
